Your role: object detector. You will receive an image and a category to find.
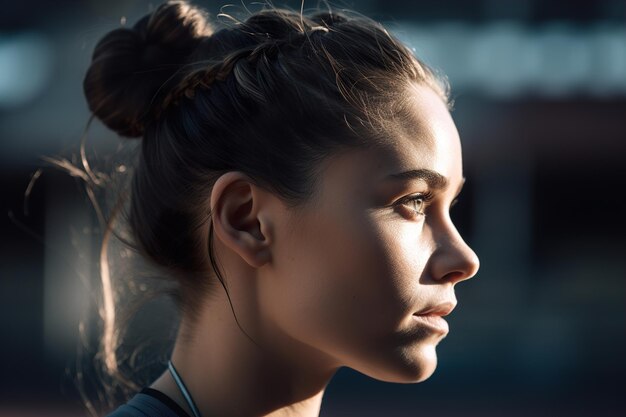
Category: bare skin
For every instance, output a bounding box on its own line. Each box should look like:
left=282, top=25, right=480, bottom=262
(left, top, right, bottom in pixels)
left=148, top=82, right=480, bottom=417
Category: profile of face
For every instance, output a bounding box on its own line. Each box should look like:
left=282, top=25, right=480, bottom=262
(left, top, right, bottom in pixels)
left=212, top=82, right=480, bottom=385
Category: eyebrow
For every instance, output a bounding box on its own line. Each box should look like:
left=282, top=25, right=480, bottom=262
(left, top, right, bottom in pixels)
left=385, top=168, right=466, bottom=194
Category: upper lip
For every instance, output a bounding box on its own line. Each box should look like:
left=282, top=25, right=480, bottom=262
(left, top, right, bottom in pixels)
left=414, top=301, right=457, bottom=317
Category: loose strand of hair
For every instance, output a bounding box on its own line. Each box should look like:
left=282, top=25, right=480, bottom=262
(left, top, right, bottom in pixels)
left=80, top=115, right=105, bottom=187
left=207, top=220, right=263, bottom=352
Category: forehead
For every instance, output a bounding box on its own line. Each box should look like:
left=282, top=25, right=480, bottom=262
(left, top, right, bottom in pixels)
left=312, top=83, right=463, bottom=202
left=369, top=83, right=462, bottom=180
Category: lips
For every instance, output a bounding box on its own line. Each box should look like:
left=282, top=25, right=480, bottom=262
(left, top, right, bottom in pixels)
left=411, top=301, right=456, bottom=335
left=414, top=301, right=456, bottom=317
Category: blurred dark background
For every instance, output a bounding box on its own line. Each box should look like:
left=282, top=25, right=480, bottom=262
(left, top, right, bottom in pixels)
left=1, top=0, right=625, bottom=416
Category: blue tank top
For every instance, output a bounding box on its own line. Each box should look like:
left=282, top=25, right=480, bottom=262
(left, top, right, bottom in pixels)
left=106, top=387, right=192, bottom=417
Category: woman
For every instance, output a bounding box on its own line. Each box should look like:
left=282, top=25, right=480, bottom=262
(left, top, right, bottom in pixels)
left=85, top=1, right=480, bottom=416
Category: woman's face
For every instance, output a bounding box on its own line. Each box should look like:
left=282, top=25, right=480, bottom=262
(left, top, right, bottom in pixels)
left=260, top=83, right=480, bottom=383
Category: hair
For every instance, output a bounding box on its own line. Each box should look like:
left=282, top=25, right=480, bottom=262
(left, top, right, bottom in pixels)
left=79, top=0, right=449, bottom=411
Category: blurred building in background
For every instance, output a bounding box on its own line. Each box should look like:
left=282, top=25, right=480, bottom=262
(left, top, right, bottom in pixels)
left=1, top=0, right=625, bottom=416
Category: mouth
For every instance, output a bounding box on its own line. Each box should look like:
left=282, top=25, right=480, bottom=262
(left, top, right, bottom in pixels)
left=411, top=301, right=456, bottom=334
left=414, top=301, right=456, bottom=317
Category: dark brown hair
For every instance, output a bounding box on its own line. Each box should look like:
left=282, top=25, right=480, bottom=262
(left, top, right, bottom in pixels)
left=81, top=0, right=449, bottom=409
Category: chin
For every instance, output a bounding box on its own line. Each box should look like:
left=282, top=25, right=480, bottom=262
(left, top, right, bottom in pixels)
left=353, top=342, right=440, bottom=384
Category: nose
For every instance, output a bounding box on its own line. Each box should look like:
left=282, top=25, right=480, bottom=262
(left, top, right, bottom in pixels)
left=429, top=225, right=480, bottom=285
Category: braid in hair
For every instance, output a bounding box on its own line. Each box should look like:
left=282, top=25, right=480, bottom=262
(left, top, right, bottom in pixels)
left=158, top=11, right=339, bottom=116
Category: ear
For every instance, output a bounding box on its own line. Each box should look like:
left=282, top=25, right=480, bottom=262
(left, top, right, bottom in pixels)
left=209, top=171, right=273, bottom=268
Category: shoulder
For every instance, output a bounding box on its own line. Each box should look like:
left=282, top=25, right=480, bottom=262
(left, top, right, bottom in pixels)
left=106, top=387, right=192, bottom=417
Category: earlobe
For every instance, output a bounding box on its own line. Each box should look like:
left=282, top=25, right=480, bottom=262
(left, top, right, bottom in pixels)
left=209, top=172, right=272, bottom=268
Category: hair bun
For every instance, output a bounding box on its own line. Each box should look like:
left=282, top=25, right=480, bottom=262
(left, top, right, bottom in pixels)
left=83, top=0, right=213, bottom=138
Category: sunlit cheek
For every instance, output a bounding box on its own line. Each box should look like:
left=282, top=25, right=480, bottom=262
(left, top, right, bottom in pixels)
left=378, top=215, right=432, bottom=295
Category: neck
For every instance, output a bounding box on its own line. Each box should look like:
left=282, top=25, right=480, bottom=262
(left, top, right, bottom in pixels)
left=150, top=290, right=340, bottom=417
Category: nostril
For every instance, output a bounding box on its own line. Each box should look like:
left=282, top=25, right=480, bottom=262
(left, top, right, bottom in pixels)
left=442, top=270, right=470, bottom=284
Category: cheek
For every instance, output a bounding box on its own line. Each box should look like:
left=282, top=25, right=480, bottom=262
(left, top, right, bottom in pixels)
left=267, top=204, right=428, bottom=356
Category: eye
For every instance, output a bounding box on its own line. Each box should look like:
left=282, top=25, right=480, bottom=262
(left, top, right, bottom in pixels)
left=396, top=191, right=434, bottom=217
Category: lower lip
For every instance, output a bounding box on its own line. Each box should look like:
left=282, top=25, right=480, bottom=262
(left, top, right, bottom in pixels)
left=411, top=314, right=449, bottom=334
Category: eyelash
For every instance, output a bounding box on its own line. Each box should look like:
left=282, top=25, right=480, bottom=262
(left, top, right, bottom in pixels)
left=396, top=192, right=460, bottom=217
left=396, top=191, right=435, bottom=217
